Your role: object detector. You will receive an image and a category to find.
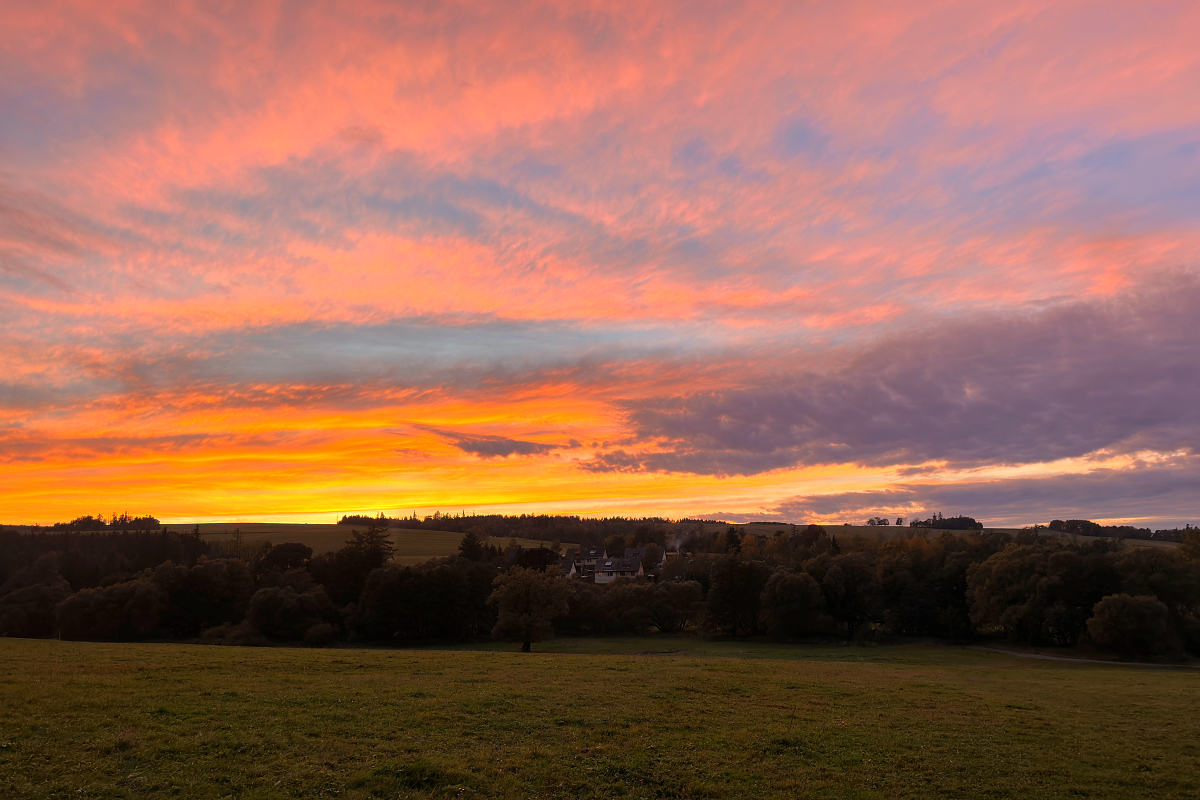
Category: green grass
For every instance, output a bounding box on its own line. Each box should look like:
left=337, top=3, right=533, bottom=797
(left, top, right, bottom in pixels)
left=155, top=523, right=567, bottom=562
left=1, top=638, right=1196, bottom=799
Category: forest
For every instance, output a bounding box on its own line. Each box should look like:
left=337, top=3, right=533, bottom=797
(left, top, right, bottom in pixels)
left=2, top=514, right=1198, bottom=658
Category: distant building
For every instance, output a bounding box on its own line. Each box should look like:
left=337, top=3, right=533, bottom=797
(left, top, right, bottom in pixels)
left=561, top=547, right=607, bottom=579
left=594, top=556, right=643, bottom=584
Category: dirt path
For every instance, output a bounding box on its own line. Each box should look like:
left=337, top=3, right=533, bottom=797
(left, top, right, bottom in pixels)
left=968, top=645, right=1198, bottom=669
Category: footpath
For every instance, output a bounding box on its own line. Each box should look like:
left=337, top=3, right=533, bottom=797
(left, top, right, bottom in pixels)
left=967, top=645, right=1199, bottom=669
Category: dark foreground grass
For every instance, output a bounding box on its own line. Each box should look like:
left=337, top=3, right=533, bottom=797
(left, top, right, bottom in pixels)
left=1, top=638, right=1197, bottom=799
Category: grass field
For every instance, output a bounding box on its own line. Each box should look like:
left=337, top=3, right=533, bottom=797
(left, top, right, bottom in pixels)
left=1, top=638, right=1196, bottom=799
left=154, top=523, right=569, bottom=563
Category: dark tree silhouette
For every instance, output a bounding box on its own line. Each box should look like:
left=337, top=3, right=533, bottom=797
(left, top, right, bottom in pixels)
left=489, top=567, right=570, bottom=652
left=457, top=530, right=486, bottom=561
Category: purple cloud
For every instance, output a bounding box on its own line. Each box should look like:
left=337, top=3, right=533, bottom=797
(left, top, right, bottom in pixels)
left=746, top=455, right=1200, bottom=528
left=415, top=425, right=559, bottom=459
left=585, top=275, right=1200, bottom=476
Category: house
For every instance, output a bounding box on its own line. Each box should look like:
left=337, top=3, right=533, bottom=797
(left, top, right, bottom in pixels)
left=562, top=547, right=607, bottom=579
left=625, top=546, right=666, bottom=573
left=559, top=556, right=577, bottom=578
left=593, top=556, right=644, bottom=584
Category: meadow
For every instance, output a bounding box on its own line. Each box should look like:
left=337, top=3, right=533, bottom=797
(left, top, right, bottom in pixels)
left=1, top=638, right=1196, bottom=799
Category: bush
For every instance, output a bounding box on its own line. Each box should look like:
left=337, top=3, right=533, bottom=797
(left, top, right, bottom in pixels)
left=197, top=621, right=269, bottom=647
left=0, top=553, right=72, bottom=637
left=150, top=558, right=255, bottom=637
left=0, top=583, right=73, bottom=638
left=254, top=542, right=313, bottom=582
left=56, top=577, right=169, bottom=641
left=304, top=622, right=337, bottom=647
left=644, top=581, right=702, bottom=633
left=352, top=559, right=497, bottom=642
left=704, top=556, right=773, bottom=637
left=759, top=569, right=825, bottom=637
left=967, top=541, right=1121, bottom=646
left=1087, top=594, right=1180, bottom=655
left=246, top=585, right=337, bottom=641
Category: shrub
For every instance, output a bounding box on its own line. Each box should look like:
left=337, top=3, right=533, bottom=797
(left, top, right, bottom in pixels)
left=352, top=559, right=496, bottom=642
left=703, top=557, right=773, bottom=637
left=1087, top=594, right=1180, bottom=655
left=246, top=585, right=337, bottom=641
left=304, top=622, right=337, bottom=647
left=0, top=583, right=73, bottom=638
left=197, top=621, right=269, bottom=647
left=56, top=577, right=169, bottom=641
left=0, top=553, right=72, bottom=637
left=759, top=569, right=825, bottom=637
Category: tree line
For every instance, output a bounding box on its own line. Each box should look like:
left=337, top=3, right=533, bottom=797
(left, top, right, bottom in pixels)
left=2, top=518, right=1198, bottom=657
left=337, top=512, right=676, bottom=547
left=1044, top=519, right=1188, bottom=543
left=41, top=513, right=163, bottom=531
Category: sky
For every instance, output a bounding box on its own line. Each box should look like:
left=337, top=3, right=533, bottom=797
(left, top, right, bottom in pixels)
left=2, top=0, right=1199, bottom=527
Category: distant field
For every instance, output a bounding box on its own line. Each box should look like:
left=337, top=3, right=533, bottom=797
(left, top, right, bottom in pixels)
left=1, top=638, right=1196, bottom=799
left=155, top=523, right=569, bottom=563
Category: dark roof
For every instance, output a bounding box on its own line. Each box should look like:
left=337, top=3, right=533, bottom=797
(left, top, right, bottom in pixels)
left=577, top=547, right=607, bottom=559
left=623, top=546, right=645, bottom=561
left=596, top=556, right=641, bottom=573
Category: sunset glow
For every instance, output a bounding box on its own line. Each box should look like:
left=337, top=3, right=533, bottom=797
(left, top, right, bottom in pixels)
left=3, top=0, right=1199, bottom=526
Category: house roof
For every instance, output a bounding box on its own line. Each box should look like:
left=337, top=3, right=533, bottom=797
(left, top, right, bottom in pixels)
left=595, top=556, right=642, bottom=573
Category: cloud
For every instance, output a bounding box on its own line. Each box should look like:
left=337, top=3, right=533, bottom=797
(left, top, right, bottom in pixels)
left=0, top=316, right=736, bottom=419
left=413, top=425, right=560, bottom=459
left=0, top=428, right=296, bottom=464
left=2, top=0, right=1200, bottom=520
left=585, top=275, right=1200, bottom=476
left=754, top=455, right=1200, bottom=528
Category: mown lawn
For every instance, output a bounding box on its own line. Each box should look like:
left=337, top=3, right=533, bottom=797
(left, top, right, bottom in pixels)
left=0, top=637, right=1196, bottom=799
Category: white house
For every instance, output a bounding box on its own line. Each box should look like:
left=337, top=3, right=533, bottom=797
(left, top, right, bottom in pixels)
left=593, top=556, right=643, bottom=584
